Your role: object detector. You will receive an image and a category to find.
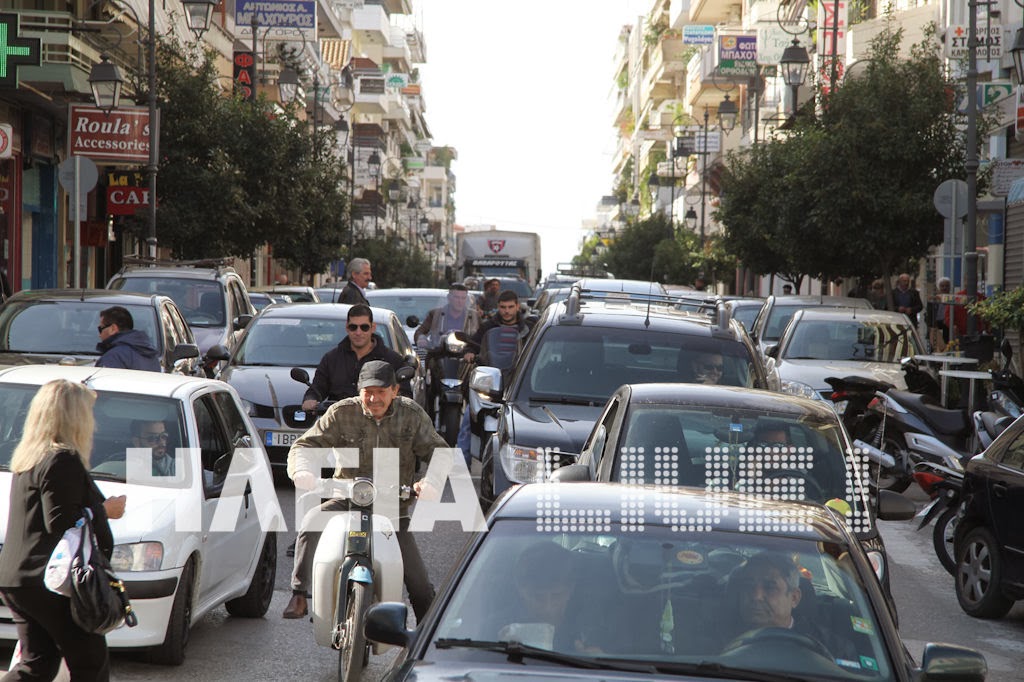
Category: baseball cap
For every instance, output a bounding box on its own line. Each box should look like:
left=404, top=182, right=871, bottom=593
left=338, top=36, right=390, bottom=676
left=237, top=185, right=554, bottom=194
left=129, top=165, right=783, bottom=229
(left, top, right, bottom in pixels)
left=358, top=360, right=396, bottom=389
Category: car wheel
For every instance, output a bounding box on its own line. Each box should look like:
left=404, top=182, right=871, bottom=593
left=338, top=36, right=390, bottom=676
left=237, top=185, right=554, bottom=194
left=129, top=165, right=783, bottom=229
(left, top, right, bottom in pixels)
left=225, top=532, right=277, bottom=617
left=149, top=559, right=194, bottom=665
left=955, top=526, right=1014, bottom=619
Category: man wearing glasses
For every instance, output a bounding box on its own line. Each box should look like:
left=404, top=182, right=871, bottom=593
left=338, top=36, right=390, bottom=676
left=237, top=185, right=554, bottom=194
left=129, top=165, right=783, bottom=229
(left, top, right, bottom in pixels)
left=96, top=306, right=160, bottom=372
left=690, top=352, right=724, bottom=385
left=131, top=420, right=174, bottom=476
left=301, top=304, right=411, bottom=411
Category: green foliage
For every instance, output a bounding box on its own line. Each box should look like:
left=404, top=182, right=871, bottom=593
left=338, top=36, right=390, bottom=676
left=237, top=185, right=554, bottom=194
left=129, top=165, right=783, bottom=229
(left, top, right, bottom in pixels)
left=968, top=287, right=1024, bottom=333
left=353, top=237, right=434, bottom=288
left=716, top=22, right=962, bottom=285
left=602, top=213, right=703, bottom=285
left=152, top=40, right=351, bottom=269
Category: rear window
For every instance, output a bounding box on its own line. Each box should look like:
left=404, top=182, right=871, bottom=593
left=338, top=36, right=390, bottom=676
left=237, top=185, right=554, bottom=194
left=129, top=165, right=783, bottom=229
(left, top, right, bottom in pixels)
left=0, top=301, right=160, bottom=355
left=518, top=325, right=761, bottom=402
left=366, top=293, right=447, bottom=324
left=111, top=276, right=225, bottom=328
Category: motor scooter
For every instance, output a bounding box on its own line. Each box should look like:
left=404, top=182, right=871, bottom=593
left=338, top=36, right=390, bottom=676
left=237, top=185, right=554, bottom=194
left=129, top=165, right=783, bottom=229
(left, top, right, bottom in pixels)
left=424, top=331, right=470, bottom=446
left=988, top=338, right=1024, bottom=418
left=465, top=325, right=524, bottom=461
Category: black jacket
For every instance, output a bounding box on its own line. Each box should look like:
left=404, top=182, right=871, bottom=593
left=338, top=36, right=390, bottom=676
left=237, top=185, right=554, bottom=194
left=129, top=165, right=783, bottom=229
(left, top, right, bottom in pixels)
left=338, top=280, right=368, bottom=306
left=0, top=449, right=112, bottom=588
left=304, top=334, right=412, bottom=403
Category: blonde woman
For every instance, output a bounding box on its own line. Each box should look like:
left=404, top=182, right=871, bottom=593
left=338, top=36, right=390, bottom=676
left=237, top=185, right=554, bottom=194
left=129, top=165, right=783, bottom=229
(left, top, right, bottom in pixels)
left=0, top=379, right=125, bottom=682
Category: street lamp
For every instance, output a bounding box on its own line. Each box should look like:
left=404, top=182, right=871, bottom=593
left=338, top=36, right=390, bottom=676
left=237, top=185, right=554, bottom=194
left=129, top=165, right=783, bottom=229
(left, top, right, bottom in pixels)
left=181, top=0, right=216, bottom=40
left=780, top=38, right=811, bottom=117
left=684, top=208, right=698, bottom=231
left=88, top=55, right=124, bottom=112
left=278, top=67, right=300, bottom=103
left=367, top=151, right=382, bottom=234
left=695, top=96, right=738, bottom=251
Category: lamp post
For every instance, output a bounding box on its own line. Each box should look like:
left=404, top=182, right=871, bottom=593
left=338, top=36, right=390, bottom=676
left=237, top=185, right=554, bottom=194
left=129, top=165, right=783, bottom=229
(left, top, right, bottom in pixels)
left=695, top=96, right=738, bottom=252
left=181, top=0, right=216, bottom=39
left=779, top=38, right=811, bottom=118
left=367, top=150, right=382, bottom=235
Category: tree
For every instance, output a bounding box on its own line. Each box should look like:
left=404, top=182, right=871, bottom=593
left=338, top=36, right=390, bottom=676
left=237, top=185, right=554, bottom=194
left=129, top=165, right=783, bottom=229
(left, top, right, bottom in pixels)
left=716, top=22, right=963, bottom=292
left=353, top=237, right=434, bottom=288
left=602, top=213, right=703, bottom=285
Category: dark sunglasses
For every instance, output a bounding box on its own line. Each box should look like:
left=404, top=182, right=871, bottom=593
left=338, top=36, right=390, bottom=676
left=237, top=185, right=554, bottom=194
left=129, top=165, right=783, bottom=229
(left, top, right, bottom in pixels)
left=97, top=323, right=113, bottom=334
left=347, top=323, right=371, bottom=332
left=698, top=362, right=724, bottom=373
left=140, top=432, right=169, bottom=444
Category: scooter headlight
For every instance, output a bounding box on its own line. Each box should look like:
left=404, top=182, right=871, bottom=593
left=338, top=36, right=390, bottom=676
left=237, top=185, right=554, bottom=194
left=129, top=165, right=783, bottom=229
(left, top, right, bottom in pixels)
left=350, top=479, right=377, bottom=507
left=445, top=334, right=467, bottom=354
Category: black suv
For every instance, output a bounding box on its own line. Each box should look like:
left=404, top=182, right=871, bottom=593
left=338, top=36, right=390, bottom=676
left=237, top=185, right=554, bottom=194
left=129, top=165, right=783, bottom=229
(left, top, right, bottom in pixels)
left=475, top=285, right=771, bottom=507
left=107, top=258, right=256, bottom=372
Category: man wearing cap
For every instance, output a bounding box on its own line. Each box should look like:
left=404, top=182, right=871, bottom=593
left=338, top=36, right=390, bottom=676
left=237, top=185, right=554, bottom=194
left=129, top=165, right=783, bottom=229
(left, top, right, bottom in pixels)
left=284, top=360, right=448, bottom=621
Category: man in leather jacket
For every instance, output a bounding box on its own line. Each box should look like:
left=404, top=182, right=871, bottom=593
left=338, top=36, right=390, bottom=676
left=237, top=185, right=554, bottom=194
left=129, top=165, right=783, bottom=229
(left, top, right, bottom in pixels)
left=301, top=304, right=411, bottom=410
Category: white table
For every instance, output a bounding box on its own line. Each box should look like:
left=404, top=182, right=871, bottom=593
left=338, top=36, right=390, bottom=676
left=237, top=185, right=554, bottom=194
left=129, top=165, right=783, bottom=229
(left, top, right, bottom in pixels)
left=913, top=354, right=979, bottom=406
left=939, top=369, right=991, bottom=413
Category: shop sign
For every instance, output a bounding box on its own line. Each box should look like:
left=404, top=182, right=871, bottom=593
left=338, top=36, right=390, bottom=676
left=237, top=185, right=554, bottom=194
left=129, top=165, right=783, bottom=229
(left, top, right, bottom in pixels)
left=68, top=105, right=152, bottom=164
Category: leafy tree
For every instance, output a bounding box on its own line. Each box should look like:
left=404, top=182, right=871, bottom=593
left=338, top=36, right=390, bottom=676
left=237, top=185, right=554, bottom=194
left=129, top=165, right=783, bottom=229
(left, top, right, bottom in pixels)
left=603, top=213, right=703, bottom=285
left=969, top=288, right=1024, bottom=360
left=353, top=237, right=434, bottom=288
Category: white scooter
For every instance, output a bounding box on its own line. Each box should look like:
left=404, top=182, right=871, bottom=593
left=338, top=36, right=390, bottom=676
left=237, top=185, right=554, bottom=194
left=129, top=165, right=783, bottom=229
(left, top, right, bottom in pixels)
left=308, top=478, right=408, bottom=682
left=465, top=325, right=524, bottom=459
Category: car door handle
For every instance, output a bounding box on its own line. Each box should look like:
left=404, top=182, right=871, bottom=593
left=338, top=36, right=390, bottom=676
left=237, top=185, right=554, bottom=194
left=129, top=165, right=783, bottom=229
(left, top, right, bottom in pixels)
left=993, top=483, right=1008, bottom=498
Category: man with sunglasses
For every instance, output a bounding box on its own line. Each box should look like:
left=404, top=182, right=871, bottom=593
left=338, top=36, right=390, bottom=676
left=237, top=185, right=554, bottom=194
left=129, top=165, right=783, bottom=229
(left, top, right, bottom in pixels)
left=131, top=420, right=174, bottom=476
left=690, top=352, right=724, bottom=385
left=301, top=304, right=411, bottom=412
left=96, top=306, right=161, bottom=372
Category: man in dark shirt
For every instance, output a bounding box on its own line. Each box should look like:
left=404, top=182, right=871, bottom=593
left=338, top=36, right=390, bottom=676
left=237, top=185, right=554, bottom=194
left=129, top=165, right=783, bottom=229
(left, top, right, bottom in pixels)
left=889, top=273, right=923, bottom=326
left=338, top=257, right=371, bottom=305
left=96, top=306, right=161, bottom=372
left=301, top=304, right=411, bottom=410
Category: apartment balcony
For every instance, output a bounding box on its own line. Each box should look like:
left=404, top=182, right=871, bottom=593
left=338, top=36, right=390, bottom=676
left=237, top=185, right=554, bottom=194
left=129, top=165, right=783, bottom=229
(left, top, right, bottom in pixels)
left=689, top=0, right=741, bottom=26
left=352, top=3, right=391, bottom=46
left=382, top=91, right=411, bottom=125
left=354, top=76, right=387, bottom=113
left=14, top=10, right=105, bottom=103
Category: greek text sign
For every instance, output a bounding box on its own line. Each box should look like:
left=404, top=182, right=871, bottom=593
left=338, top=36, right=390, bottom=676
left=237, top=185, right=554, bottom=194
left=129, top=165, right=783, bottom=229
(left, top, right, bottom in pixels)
left=68, top=105, right=152, bottom=164
left=717, top=34, right=757, bottom=76
left=236, top=0, right=317, bottom=41
left=946, top=24, right=1003, bottom=59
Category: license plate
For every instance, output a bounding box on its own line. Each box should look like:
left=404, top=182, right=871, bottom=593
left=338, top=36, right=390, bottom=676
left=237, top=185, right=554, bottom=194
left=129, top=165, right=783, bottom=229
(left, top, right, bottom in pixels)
left=264, top=431, right=301, bottom=447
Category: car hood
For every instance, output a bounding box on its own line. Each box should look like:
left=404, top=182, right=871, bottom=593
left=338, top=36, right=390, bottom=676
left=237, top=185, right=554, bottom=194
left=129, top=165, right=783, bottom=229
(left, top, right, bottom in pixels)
left=509, top=401, right=602, bottom=453
left=0, top=351, right=96, bottom=367
left=778, top=359, right=907, bottom=391
left=192, top=327, right=228, bottom=354
left=400, top=661, right=690, bottom=681
left=220, top=365, right=316, bottom=407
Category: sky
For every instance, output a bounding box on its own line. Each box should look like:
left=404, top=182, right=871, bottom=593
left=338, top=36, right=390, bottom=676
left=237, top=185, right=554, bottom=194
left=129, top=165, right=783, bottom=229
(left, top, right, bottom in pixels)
left=418, top=0, right=653, bottom=276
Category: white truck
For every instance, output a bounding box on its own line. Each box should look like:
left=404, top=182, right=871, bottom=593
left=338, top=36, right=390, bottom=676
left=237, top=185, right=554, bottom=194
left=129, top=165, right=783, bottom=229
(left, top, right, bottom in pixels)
left=456, top=229, right=542, bottom=287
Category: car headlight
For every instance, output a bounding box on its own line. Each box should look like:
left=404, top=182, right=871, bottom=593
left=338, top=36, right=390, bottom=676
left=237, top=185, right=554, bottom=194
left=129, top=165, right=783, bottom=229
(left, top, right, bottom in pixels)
left=500, top=443, right=553, bottom=484
left=110, top=542, right=164, bottom=572
left=240, top=399, right=257, bottom=417
left=780, top=379, right=824, bottom=401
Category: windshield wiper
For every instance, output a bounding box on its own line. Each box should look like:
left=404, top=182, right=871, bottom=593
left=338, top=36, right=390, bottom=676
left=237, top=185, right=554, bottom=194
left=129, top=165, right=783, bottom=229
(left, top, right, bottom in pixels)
left=89, top=472, right=125, bottom=482
left=433, top=638, right=655, bottom=673
left=652, top=660, right=822, bottom=682
left=528, top=395, right=598, bottom=406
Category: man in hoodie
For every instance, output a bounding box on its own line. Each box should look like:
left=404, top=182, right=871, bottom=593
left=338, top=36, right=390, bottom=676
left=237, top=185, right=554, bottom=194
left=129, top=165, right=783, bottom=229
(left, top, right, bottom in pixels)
left=96, top=306, right=161, bottom=371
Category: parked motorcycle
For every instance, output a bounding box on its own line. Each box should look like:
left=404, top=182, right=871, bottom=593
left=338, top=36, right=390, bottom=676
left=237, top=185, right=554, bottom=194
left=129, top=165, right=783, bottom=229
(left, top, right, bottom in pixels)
left=988, top=338, right=1024, bottom=419
left=424, top=331, right=470, bottom=446
left=912, top=458, right=965, bottom=575
left=308, top=478, right=408, bottom=681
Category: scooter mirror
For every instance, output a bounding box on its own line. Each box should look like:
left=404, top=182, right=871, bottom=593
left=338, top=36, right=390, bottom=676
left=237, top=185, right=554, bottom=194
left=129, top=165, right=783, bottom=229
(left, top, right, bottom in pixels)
left=290, top=367, right=311, bottom=385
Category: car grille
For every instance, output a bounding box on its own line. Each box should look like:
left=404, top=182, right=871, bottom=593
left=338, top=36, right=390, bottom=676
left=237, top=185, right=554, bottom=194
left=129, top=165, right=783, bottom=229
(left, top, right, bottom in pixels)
left=251, top=403, right=275, bottom=419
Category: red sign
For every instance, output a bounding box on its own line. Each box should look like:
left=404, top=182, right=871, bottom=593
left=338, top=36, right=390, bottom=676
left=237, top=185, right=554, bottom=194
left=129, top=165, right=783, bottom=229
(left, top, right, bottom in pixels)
left=488, top=240, right=505, bottom=253
left=106, top=185, right=150, bottom=215
left=68, top=105, right=153, bottom=164
left=233, top=51, right=255, bottom=101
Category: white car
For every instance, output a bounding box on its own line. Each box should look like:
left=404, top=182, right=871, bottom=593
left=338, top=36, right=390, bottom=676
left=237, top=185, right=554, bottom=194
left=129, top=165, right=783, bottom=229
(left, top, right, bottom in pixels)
left=0, top=366, right=280, bottom=665
left=765, top=307, right=926, bottom=401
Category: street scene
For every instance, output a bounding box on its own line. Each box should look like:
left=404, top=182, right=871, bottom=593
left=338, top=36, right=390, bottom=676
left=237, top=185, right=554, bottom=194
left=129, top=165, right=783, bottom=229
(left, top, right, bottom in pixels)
left=3, top=0, right=1024, bottom=680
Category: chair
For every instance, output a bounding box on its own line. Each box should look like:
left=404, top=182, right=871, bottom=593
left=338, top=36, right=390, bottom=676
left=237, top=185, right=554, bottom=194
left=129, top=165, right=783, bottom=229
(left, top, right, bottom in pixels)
left=620, top=413, right=702, bottom=486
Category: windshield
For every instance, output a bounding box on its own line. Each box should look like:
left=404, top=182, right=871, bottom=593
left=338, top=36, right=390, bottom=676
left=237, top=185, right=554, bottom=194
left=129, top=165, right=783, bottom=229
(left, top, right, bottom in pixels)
left=111, top=276, right=225, bottom=328
left=233, top=316, right=394, bottom=366
left=0, top=383, right=188, bottom=487
left=609, top=405, right=870, bottom=523
left=763, top=304, right=811, bottom=342
left=432, top=520, right=893, bottom=680
left=0, top=301, right=159, bottom=355
left=366, top=292, right=447, bottom=325
left=519, top=325, right=761, bottom=402
left=783, top=320, right=923, bottom=362
left=731, top=303, right=762, bottom=331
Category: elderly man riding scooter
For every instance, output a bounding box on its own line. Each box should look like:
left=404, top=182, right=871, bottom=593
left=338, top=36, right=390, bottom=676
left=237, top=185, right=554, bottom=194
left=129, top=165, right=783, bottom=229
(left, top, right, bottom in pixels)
left=284, top=361, right=449, bottom=621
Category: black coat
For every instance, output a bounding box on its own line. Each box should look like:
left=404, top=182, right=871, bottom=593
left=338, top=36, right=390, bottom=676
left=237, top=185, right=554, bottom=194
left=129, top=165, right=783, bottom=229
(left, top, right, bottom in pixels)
left=304, top=334, right=412, bottom=403
left=0, top=449, right=112, bottom=588
left=338, top=280, right=368, bottom=306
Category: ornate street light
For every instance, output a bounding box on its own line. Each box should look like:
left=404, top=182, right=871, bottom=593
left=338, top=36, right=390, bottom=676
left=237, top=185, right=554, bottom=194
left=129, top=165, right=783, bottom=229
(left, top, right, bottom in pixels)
left=780, top=38, right=811, bottom=116
left=684, top=208, right=698, bottom=231
left=419, top=215, right=430, bottom=235
left=334, top=118, right=349, bottom=148
left=88, top=55, right=124, bottom=113
left=278, top=68, right=300, bottom=103
left=181, top=0, right=217, bottom=40
left=717, top=94, right=738, bottom=133
left=367, top=151, right=381, bottom=181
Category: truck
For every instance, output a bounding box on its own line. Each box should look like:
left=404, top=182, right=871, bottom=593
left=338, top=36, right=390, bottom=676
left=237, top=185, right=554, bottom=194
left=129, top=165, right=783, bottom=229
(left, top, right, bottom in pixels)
left=456, top=229, right=542, bottom=287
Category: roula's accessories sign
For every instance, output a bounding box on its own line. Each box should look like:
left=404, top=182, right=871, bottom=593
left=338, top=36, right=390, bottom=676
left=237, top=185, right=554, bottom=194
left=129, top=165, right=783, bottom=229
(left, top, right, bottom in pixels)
left=68, top=105, right=155, bottom=164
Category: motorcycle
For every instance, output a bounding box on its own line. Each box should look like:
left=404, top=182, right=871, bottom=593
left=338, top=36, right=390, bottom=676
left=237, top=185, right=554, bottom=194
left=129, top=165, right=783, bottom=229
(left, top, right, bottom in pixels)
left=912, top=458, right=965, bottom=575
left=424, top=331, right=471, bottom=446
left=465, top=324, right=525, bottom=460
left=309, top=478, right=408, bottom=681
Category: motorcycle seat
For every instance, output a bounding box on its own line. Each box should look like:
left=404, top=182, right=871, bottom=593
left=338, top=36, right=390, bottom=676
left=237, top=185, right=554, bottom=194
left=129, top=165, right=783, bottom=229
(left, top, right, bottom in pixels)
left=981, top=411, right=1014, bottom=439
left=887, top=390, right=969, bottom=436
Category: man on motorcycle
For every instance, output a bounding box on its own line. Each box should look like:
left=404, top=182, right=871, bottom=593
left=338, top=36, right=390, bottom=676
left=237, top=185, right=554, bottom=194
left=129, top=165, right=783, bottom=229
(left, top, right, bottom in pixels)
left=414, top=283, right=481, bottom=349
left=284, top=361, right=448, bottom=620
left=476, top=278, right=502, bottom=319
left=301, top=304, right=411, bottom=411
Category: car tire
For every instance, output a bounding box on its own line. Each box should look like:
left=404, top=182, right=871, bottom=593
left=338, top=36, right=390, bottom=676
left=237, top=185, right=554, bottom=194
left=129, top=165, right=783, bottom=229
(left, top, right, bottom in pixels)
left=955, top=526, right=1014, bottom=619
left=149, top=559, right=194, bottom=666
left=440, top=403, right=461, bottom=447
left=225, top=532, right=277, bottom=617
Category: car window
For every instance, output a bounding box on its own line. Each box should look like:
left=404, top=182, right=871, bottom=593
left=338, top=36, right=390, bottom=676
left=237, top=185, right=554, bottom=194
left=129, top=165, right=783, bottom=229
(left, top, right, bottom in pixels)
left=431, top=520, right=891, bottom=679
left=994, top=428, right=1024, bottom=470
left=229, top=278, right=252, bottom=318
left=521, top=325, right=759, bottom=401
left=211, top=390, right=252, bottom=450
left=783, top=319, right=922, bottom=362
left=366, top=293, right=447, bottom=324
left=158, top=303, right=176, bottom=357
left=194, top=394, right=231, bottom=496
left=234, top=317, right=345, bottom=366
left=730, top=303, right=761, bottom=331
left=0, top=301, right=158, bottom=355
left=114, top=276, right=225, bottom=328
left=764, top=304, right=809, bottom=342
left=166, top=303, right=194, bottom=345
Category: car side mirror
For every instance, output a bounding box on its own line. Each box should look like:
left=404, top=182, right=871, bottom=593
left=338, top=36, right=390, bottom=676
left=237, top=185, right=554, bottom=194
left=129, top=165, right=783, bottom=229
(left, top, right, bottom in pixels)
left=918, top=643, right=987, bottom=681
left=406, top=314, right=420, bottom=328
left=172, top=343, right=200, bottom=361
left=876, top=489, right=917, bottom=521
left=205, top=344, right=230, bottom=362
left=234, top=313, right=254, bottom=331
left=765, top=344, right=779, bottom=359
left=470, top=366, right=502, bottom=399
left=365, top=602, right=413, bottom=647
left=549, top=462, right=590, bottom=482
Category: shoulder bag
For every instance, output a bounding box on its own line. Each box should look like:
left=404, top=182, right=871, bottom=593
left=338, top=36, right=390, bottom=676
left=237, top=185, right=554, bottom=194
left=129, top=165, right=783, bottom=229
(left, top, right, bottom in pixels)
left=67, top=510, right=138, bottom=635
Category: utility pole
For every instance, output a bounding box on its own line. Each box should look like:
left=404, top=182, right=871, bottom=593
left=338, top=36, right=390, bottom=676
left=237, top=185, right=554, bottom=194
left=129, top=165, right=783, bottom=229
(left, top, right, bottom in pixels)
left=965, top=0, right=980, bottom=334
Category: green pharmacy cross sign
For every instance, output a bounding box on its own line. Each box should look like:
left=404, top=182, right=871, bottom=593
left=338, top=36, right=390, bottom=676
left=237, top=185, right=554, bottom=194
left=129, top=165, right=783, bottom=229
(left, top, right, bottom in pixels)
left=0, top=14, right=41, bottom=89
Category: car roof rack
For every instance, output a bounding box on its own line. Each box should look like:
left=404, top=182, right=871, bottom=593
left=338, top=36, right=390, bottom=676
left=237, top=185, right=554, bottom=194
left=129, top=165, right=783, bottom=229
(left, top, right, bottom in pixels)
left=118, top=256, right=236, bottom=274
